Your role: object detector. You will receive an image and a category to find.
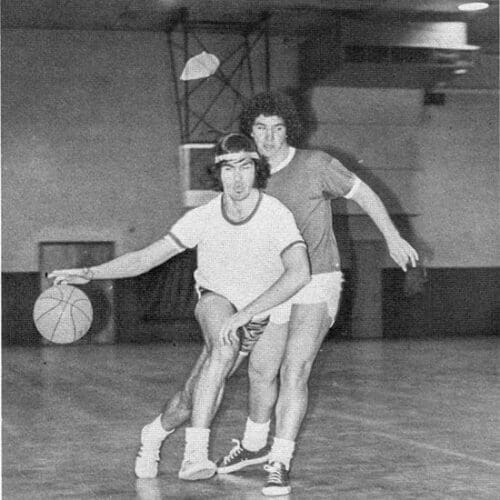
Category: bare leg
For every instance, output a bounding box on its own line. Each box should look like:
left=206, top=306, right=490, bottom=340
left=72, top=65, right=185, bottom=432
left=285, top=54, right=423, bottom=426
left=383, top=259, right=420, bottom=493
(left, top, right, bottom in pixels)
left=160, top=345, right=208, bottom=431
left=136, top=294, right=235, bottom=480
left=275, top=302, right=331, bottom=441
left=190, top=293, right=240, bottom=428
left=178, top=293, right=242, bottom=480
left=160, top=316, right=243, bottom=431
left=247, top=322, right=289, bottom=423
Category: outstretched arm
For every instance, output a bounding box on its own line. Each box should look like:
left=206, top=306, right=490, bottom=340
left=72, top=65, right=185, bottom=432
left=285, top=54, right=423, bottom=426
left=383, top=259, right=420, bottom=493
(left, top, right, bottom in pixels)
left=47, top=235, right=184, bottom=285
left=349, top=180, right=419, bottom=271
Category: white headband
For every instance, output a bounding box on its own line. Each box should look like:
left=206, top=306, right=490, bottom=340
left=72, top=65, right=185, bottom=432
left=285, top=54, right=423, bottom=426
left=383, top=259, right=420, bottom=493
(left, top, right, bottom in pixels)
left=215, top=152, right=260, bottom=163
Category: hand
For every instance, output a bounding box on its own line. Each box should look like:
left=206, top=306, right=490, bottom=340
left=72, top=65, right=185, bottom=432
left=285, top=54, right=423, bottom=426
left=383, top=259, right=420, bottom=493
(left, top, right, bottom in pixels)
left=386, top=235, right=419, bottom=272
left=46, top=268, right=92, bottom=286
left=219, top=310, right=253, bottom=346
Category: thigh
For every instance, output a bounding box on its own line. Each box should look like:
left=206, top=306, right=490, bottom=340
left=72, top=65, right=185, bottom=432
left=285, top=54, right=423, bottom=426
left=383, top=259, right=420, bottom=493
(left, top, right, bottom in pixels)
left=195, top=292, right=237, bottom=349
left=249, top=321, right=289, bottom=377
left=284, top=302, right=332, bottom=365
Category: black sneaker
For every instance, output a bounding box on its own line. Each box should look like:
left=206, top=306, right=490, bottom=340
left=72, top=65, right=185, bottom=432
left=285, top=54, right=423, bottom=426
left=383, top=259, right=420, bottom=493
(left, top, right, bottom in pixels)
left=262, top=461, right=291, bottom=496
left=216, top=439, right=270, bottom=474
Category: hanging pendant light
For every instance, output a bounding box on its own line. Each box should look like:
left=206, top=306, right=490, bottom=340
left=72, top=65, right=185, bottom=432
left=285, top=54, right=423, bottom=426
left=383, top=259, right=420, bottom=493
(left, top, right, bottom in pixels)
left=180, top=51, right=220, bottom=81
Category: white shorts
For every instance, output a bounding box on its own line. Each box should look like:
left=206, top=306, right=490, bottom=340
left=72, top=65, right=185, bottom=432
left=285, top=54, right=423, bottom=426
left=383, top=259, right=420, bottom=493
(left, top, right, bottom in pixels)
left=268, top=272, right=344, bottom=325
left=195, top=284, right=290, bottom=324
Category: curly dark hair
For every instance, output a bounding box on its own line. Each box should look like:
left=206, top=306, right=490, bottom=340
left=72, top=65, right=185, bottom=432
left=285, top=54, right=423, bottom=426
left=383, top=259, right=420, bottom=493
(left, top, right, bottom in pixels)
left=207, top=133, right=270, bottom=191
left=239, top=91, right=303, bottom=147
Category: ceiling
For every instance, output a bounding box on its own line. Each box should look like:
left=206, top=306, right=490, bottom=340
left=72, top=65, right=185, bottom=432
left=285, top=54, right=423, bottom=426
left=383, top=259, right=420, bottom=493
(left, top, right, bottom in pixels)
left=1, top=0, right=498, bottom=52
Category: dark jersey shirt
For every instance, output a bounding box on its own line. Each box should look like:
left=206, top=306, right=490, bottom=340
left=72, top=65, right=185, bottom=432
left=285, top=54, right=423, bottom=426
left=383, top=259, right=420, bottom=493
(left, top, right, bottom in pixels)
left=265, top=148, right=358, bottom=274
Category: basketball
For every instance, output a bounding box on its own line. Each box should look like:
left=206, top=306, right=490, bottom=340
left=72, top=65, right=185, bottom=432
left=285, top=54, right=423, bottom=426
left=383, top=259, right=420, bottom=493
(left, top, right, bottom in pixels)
left=33, top=285, right=93, bottom=344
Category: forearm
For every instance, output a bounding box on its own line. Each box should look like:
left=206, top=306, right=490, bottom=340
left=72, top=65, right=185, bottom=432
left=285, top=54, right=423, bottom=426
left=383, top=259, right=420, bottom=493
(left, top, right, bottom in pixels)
left=349, top=181, right=419, bottom=270
left=242, top=268, right=310, bottom=319
left=86, top=238, right=184, bottom=280
left=350, top=181, right=399, bottom=241
left=86, top=251, right=153, bottom=280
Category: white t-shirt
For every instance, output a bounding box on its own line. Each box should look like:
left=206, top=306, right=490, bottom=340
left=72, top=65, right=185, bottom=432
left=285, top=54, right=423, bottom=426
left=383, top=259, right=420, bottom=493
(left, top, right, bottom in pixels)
left=167, top=191, right=305, bottom=310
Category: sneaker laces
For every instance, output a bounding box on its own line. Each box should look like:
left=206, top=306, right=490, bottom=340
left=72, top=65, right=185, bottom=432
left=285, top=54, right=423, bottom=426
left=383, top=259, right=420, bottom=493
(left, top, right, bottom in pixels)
left=264, top=462, right=285, bottom=483
left=221, top=439, right=243, bottom=464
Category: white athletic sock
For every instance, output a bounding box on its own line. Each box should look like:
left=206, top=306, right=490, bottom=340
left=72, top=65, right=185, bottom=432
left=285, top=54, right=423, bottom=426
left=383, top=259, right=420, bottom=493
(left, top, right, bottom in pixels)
left=148, top=415, right=170, bottom=439
left=184, top=427, right=210, bottom=462
left=141, top=415, right=173, bottom=450
left=268, top=437, right=295, bottom=470
left=241, top=418, right=270, bottom=451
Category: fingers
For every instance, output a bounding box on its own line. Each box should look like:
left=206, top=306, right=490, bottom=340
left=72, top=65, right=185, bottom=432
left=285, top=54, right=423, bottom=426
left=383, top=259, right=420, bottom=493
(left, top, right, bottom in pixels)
left=229, top=328, right=240, bottom=345
left=53, top=276, right=69, bottom=286
left=220, top=323, right=240, bottom=346
left=47, top=270, right=69, bottom=285
left=402, top=244, right=419, bottom=271
left=390, top=239, right=419, bottom=272
left=410, top=247, right=419, bottom=267
left=219, top=312, right=253, bottom=346
left=46, top=269, right=89, bottom=286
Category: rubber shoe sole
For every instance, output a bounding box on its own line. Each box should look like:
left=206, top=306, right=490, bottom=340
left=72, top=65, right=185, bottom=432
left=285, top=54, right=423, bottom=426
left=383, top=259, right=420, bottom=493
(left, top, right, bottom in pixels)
left=178, top=459, right=217, bottom=481
left=262, top=484, right=292, bottom=496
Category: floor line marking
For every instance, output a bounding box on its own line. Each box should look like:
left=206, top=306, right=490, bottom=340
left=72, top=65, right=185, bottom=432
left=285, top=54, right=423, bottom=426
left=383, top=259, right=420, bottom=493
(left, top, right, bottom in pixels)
left=330, top=410, right=500, bottom=468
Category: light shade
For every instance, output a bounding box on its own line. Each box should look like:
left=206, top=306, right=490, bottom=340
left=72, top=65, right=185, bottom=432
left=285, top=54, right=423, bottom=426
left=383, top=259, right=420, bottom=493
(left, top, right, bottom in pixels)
left=180, top=52, right=220, bottom=81
left=458, top=2, right=489, bottom=11
left=342, top=20, right=479, bottom=50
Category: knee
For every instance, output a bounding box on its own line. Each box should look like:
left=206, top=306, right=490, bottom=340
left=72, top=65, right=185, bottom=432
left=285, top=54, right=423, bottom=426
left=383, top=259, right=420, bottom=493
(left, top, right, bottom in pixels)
left=249, top=359, right=279, bottom=386
left=280, top=358, right=313, bottom=388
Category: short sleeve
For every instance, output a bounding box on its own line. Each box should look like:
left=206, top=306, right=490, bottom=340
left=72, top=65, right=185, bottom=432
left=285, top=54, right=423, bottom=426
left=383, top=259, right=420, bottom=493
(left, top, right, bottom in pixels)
left=271, top=202, right=305, bottom=255
left=320, top=156, right=359, bottom=199
left=167, top=205, right=207, bottom=249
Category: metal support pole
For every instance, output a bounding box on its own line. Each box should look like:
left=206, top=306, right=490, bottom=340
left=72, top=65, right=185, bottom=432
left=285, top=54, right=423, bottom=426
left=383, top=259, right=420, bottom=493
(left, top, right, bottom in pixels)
left=166, top=30, right=185, bottom=143
left=182, top=15, right=189, bottom=142
left=264, top=14, right=270, bottom=91
left=245, top=35, right=255, bottom=94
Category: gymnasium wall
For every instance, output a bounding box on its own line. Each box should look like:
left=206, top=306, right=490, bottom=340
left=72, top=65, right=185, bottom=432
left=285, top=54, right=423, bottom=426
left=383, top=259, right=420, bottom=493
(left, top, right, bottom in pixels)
left=1, top=28, right=297, bottom=273
left=306, top=86, right=499, bottom=268
left=2, top=28, right=498, bottom=342
left=414, top=89, right=499, bottom=268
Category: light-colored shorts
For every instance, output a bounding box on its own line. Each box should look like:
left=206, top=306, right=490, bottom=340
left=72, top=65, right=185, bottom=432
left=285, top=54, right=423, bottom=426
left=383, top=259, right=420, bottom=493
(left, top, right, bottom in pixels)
left=195, top=285, right=285, bottom=324
left=268, top=272, right=344, bottom=326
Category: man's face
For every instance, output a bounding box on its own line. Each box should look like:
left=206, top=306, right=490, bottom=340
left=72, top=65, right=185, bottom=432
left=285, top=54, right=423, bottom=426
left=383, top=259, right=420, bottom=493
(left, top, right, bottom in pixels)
left=220, top=157, right=256, bottom=202
left=251, top=114, right=288, bottom=160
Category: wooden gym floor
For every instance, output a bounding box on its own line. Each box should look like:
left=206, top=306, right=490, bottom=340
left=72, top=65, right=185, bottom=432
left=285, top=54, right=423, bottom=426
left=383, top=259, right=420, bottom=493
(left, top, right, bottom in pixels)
left=2, top=336, right=499, bottom=499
